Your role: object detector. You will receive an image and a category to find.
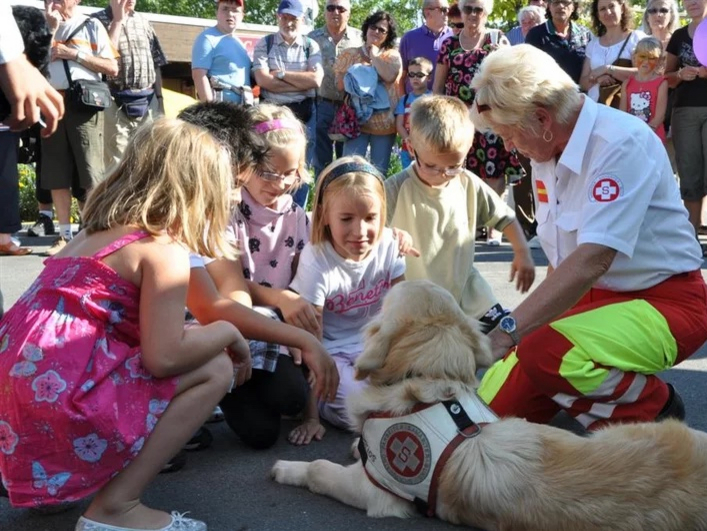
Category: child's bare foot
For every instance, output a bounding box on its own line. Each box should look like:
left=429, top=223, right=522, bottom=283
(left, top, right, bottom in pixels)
left=288, top=418, right=326, bottom=446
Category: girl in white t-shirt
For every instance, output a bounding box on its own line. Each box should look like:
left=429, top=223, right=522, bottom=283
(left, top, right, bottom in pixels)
left=289, top=156, right=408, bottom=441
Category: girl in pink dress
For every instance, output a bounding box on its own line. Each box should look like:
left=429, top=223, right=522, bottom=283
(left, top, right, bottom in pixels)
left=620, top=36, right=669, bottom=142
left=0, top=119, right=250, bottom=531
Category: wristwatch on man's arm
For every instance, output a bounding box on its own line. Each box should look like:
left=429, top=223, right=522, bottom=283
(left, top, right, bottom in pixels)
left=498, top=315, right=520, bottom=346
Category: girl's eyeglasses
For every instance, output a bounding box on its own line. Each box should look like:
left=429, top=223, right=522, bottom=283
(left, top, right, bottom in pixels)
left=258, top=170, right=301, bottom=186
left=646, top=7, right=669, bottom=13
left=326, top=5, right=347, bottom=13
left=407, top=71, right=429, bottom=78
left=462, top=6, right=485, bottom=15
left=450, top=22, right=465, bottom=29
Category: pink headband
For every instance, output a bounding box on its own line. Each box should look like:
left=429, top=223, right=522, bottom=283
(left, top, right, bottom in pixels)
left=253, top=118, right=302, bottom=134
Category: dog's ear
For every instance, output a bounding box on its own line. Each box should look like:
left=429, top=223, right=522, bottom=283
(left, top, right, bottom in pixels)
left=355, top=318, right=394, bottom=380
left=463, top=318, right=494, bottom=369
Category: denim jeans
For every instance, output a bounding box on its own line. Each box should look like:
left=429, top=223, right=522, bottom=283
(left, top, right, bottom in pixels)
left=291, top=102, right=318, bottom=208
left=314, top=99, right=344, bottom=179
left=342, top=132, right=397, bottom=175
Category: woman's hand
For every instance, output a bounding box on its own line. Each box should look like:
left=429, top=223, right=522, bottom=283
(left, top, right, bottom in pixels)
left=367, top=44, right=381, bottom=59
left=510, top=249, right=535, bottom=293
left=596, top=74, right=616, bottom=86
left=298, top=337, right=340, bottom=403
left=278, top=290, right=322, bottom=337
left=227, top=333, right=252, bottom=387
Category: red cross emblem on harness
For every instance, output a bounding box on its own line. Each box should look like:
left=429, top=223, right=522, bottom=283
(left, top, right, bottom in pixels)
left=591, top=178, right=621, bottom=202
left=380, top=422, right=432, bottom=484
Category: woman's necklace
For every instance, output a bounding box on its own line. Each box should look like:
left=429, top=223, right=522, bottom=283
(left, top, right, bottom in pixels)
left=459, top=30, right=483, bottom=51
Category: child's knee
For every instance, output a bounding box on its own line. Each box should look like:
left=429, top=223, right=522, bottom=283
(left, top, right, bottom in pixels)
left=206, top=352, right=236, bottom=394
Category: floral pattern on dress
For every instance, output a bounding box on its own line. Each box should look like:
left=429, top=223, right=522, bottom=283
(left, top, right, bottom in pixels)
left=0, top=421, right=19, bottom=455
left=438, top=34, right=524, bottom=182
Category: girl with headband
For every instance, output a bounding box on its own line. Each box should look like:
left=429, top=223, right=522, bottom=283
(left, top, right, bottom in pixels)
left=288, top=155, right=414, bottom=441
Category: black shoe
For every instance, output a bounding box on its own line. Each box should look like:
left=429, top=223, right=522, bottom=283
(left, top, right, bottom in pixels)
left=160, top=449, right=187, bottom=474
left=656, top=383, right=685, bottom=422
left=27, top=214, right=56, bottom=237
left=184, top=426, right=213, bottom=451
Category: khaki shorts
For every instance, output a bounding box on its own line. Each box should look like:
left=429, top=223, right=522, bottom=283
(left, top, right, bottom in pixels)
left=40, top=101, right=105, bottom=191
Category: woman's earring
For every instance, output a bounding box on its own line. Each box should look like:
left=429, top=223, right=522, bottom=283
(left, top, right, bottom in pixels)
left=542, top=130, right=554, bottom=143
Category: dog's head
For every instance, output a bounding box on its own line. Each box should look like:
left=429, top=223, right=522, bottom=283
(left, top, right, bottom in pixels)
left=355, top=280, right=493, bottom=387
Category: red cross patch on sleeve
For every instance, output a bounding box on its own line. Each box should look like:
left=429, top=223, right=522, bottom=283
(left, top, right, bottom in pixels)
left=589, top=175, right=623, bottom=203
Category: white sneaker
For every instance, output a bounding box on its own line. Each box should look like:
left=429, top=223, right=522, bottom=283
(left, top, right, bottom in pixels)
left=76, top=511, right=207, bottom=531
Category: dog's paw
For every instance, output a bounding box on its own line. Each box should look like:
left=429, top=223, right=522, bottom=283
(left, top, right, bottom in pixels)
left=271, top=460, right=309, bottom=487
left=351, top=437, right=361, bottom=460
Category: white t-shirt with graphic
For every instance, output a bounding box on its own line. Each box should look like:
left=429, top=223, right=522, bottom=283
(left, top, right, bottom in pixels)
left=290, top=228, right=405, bottom=355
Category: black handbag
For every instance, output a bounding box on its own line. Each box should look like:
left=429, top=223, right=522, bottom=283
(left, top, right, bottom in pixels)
left=61, top=19, right=111, bottom=112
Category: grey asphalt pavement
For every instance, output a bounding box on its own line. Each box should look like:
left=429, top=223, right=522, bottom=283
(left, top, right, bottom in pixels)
left=1, top=233, right=706, bottom=531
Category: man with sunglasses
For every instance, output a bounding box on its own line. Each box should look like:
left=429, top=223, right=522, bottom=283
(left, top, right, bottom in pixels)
left=308, top=0, right=362, bottom=180
left=398, top=0, right=453, bottom=95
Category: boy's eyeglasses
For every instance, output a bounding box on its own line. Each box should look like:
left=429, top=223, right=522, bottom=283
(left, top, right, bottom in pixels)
left=407, top=71, right=429, bottom=78
left=326, top=5, right=347, bottom=13
left=646, top=7, right=669, bottom=13
left=413, top=150, right=465, bottom=177
left=369, top=25, right=388, bottom=34
left=258, top=170, right=301, bottom=185
left=450, top=22, right=465, bottom=29
left=462, top=6, right=485, bottom=15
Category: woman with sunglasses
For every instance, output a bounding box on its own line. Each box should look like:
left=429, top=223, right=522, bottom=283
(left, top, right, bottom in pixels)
left=525, top=0, right=591, bottom=84
left=665, top=0, right=707, bottom=245
left=334, top=11, right=401, bottom=174
left=448, top=3, right=464, bottom=36
left=433, top=0, right=524, bottom=225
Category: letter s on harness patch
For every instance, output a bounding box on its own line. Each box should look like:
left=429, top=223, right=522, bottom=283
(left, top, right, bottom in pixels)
left=589, top=175, right=623, bottom=203
left=380, top=423, right=432, bottom=485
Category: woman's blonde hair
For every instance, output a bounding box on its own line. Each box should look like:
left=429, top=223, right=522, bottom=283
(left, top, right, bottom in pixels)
left=641, top=0, right=680, bottom=37
left=82, top=118, right=234, bottom=259
left=310, top=156, right=387, bottom=247
left=408, top=95, right=475, bottom=154
left=251, top=104, right=311, bottom=189
left=470, top=44, right=582, bottom=136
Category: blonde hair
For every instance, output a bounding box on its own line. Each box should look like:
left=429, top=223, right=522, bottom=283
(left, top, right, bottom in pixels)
left=408, top=95, right=475, bottom=154
left=251, top=104, right=312, bottom=189
left=310, top=156, right=387, bottom=246
left=470, top=44, right=582, bottom=135
left=82, top=118, right=235, bottom=259
left=633, top=36, right=663, bottom=59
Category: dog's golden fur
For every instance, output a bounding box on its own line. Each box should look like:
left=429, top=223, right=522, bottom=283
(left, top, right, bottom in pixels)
left=272, top=280, right=707, bottom=531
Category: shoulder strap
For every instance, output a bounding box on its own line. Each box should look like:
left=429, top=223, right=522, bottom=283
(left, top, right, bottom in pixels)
left=403, top=93, right=410, bottom=106
left=93, top=231, right=151, bottom=260
left=615, top=31, right=633, bottom=62
left=266, top=33, right=274, bottom=55
left=305, top=36, right=311, bottom=60
left=61, top=17, right=92, bottom=86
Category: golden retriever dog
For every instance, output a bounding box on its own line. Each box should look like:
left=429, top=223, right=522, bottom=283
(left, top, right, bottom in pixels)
left=272, top=280, right=707, bottom=531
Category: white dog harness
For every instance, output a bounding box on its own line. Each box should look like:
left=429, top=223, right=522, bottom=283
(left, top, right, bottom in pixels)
left=358, top=392, right=499, bottom=516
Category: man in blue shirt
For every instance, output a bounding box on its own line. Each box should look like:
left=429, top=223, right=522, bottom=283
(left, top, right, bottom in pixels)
left=192, top=0, right=252, bottom=104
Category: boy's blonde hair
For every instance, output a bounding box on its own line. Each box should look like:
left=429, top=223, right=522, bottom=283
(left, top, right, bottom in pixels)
left=408, top=95, right=475, bottom=154
left=82, top=118, right=234, bottom=259
left=310, top=156, right=387, bottom=246
left=633, top=36, right=663, bottom=60
left=251, top=104, right=312, bottom=188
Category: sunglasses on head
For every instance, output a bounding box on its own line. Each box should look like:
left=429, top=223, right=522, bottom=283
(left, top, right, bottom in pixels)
left=326, top=5, right=347, bottom=13
left=451, top=22, right=465, bottom=28
left=646, top=7, right=669, bottom=13
left=462, top=5, right=485, bottom=15
left=407, top=71, right=429, bottom=78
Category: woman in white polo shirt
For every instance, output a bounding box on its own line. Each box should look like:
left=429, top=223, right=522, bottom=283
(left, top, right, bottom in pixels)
left=468, top=44, right=707, bottom=432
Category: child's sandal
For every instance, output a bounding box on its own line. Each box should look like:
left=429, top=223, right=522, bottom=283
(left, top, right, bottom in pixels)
left=75, top=511, right=207, bottom=531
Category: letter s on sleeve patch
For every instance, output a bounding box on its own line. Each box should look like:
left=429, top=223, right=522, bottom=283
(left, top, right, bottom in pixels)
left=588, top=175, right=623, bottom=203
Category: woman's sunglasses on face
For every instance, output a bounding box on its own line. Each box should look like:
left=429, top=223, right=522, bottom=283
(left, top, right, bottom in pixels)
left=369, top=25, right=388, bottom=34
left=646, top=7, right=669, bottom=13
left=450, top=22, right=465, bottom=28
left=462, top=5, right=485, bottom=15
left=326, top=5, right=347, bottom=13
